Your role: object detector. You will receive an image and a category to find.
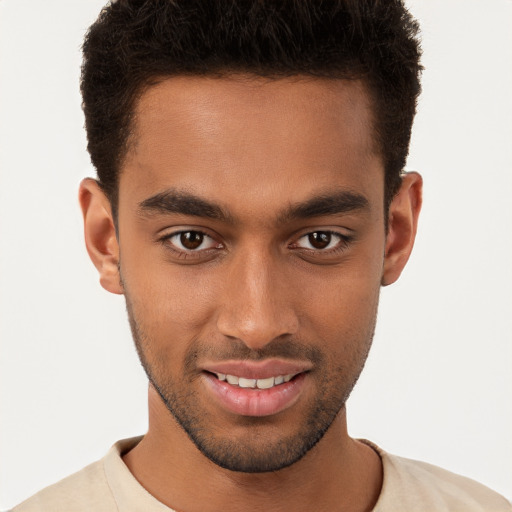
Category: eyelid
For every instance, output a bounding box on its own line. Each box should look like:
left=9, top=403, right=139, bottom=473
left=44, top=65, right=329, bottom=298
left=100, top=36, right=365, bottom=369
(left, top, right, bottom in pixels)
left=291, top=227, right=352, bottom=243
left=157, top=226, right=353, bottom=262
left=174, top=232, right=216, bottom=250
left=289, top=229, right=354, bottom=256
left=295, top=231, right=343, bottom=249
left=158, top=226, right=218, bottom=241
left=159, top=227, right=223, bottom=255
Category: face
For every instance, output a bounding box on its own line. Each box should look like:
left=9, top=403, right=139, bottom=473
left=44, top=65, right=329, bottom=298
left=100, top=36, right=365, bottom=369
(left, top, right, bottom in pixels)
left=83, top=76, right=418, bottom=473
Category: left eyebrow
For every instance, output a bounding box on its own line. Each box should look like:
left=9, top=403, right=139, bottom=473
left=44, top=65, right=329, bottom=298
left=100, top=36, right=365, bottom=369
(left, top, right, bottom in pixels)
left=278, top=190, right=370, bottom=223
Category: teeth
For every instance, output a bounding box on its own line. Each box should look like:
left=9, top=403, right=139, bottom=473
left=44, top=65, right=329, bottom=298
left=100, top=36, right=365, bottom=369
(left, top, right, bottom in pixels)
left=238, top=377, right=257, bottom=388
left=256, top=377, right=275, bottom=389
left=274, top=375, right=284, bottom=385
left=226, top=374, right=239, bottom=385
left=215, top=373, right=296, bottom=389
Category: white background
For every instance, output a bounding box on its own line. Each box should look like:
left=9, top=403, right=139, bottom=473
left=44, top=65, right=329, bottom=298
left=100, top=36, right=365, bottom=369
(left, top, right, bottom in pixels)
left=1, top=0, right=511, bottom=509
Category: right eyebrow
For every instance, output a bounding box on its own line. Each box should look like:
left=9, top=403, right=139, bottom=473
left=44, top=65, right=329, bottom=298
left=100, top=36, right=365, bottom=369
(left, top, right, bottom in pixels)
left=137, top=189, right=233, bottom=223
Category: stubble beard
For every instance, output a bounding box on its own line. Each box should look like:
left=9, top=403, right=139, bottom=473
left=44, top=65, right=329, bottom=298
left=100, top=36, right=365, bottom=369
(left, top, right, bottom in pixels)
left=124, top=295, right=377, bottom=473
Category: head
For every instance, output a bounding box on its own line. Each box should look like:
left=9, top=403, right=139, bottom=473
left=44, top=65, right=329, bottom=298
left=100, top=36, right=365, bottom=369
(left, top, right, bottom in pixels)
left=79, top=0, right=422, bottom=473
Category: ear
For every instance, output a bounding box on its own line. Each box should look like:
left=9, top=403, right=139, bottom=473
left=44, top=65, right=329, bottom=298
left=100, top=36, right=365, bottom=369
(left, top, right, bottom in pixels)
left=381, top=172, right=423, bottom=286
left=79, top=178, right=123, bottom=295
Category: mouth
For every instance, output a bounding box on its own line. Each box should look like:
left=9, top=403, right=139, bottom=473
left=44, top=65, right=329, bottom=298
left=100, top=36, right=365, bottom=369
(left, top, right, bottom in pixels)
left=200, top=361, right=310, bottom=417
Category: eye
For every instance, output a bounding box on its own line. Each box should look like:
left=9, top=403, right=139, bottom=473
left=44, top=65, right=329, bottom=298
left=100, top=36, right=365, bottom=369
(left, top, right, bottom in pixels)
left=295, top=231, right=345, bottom=250
left=167, top=231, right=219, bottom=252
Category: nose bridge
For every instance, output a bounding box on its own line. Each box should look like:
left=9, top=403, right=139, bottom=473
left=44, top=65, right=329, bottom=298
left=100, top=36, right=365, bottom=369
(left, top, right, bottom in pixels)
left=216, top=243, right=298, bottom=349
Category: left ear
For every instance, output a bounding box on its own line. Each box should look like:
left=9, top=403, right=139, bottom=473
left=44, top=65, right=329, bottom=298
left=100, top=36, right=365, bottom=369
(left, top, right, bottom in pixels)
left=381, top=172, right=423, bottom=286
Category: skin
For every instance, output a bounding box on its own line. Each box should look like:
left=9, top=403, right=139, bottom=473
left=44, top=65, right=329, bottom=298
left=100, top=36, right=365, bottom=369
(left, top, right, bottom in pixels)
left=79, top=76, right=422, bottom=512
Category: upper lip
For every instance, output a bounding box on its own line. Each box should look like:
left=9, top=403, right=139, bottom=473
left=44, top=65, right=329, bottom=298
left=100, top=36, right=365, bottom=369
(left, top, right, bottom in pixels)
left=201, top=359, right=313, bottom=379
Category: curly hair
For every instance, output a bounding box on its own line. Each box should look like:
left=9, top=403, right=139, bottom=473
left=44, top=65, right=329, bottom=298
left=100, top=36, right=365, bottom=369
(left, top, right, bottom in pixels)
left=81, top=0, right=422, bottom=215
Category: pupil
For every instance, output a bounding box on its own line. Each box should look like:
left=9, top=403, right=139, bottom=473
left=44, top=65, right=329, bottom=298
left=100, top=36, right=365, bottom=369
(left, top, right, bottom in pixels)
left=309, top=232, right=331, bottom=249
left=180, top=231, right=203, bottom=250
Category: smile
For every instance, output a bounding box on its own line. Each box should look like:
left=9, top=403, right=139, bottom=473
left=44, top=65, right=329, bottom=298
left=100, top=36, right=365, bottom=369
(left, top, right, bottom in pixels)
left=203, top=371, right=307, bottom=417
left=214, top=372, right=298, bottom=389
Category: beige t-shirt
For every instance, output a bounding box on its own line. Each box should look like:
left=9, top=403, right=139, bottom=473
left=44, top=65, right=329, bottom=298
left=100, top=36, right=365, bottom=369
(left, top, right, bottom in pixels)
left=12, top=437, right=512, bottom=512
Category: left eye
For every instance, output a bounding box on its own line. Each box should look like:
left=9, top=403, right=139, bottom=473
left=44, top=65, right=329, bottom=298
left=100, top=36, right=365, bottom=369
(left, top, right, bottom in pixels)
left=167, top=231, right=218, bottom=251
left=295, top=231, right=344, bottom=250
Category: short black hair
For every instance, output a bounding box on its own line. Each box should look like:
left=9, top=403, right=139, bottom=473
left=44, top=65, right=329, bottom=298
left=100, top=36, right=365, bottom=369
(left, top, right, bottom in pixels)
left=81, top=0, right=422, bottom=215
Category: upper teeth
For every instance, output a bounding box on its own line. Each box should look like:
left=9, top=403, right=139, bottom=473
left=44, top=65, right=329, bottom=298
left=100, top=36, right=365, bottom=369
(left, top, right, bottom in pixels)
left=216, top=373, right=295, bottom=389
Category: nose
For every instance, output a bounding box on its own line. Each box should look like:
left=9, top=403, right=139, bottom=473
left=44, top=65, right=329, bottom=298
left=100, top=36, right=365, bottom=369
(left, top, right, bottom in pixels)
left=216, top=248, right=299, bottom=350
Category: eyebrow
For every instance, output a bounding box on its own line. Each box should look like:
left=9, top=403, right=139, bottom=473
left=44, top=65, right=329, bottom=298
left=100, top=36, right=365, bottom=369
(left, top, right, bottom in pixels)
left=138, top=189, right=232, bottom=222
left=278, top=190, right=370, bottom=223
left=138, top=188, right=369, bottom=223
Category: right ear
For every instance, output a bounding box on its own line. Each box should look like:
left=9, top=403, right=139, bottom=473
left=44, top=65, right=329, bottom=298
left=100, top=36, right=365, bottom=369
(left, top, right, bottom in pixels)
left=79, top=178, right=123, bottom=295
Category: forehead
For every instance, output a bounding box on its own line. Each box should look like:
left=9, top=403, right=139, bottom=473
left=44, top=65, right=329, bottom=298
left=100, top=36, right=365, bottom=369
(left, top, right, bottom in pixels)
left=120, top=75, right=383, bottom=219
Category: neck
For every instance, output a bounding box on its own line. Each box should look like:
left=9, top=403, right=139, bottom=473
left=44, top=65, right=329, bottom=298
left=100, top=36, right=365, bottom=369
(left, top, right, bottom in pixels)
left=123, top=386, right=382, bottom=512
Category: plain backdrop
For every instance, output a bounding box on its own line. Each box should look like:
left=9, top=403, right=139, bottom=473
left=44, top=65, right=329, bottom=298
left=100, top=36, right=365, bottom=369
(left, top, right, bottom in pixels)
left=1, top=0, right=511, bottom=509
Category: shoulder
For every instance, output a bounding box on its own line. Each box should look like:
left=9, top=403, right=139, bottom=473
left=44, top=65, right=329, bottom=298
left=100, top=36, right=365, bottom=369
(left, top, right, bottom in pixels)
left=10, top=459, right=116, bottom=512
left=9, top=437, right=145, bottom=512
left=10, top=436, right=178, bottom=512
left=364, top=441, right=512, bottom=512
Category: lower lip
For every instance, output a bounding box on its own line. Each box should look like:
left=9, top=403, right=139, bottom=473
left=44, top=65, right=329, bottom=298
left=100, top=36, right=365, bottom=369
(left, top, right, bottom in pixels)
left=202, top=372, right=307, bottom=417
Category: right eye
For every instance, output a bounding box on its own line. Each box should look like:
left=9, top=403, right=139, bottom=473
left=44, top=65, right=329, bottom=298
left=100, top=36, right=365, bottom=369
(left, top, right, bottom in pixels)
left=165, top=230, right=220, bottom=252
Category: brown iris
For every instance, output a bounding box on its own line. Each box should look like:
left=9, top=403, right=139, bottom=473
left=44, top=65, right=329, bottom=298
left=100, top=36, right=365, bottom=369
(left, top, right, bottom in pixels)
left=180, top=231, right=204, bottom=250
left=308, top=232, right=332, bottom=249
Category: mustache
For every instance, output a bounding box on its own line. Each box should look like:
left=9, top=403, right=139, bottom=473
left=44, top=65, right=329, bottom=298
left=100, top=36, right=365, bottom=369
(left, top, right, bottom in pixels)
left=184, top=336, right=324, bottom=369
left=124, top=295, right=325, bottom=370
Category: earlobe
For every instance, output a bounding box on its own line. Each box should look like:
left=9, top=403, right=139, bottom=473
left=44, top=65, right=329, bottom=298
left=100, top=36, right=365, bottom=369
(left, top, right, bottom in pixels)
left=79, top=178, right=123, bottom=295
left=381, top=172, right=423, bottom=286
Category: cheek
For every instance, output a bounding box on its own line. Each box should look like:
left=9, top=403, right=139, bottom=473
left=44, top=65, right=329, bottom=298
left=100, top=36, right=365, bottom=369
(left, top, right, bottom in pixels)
left=120, top=246, right=220, bottom=349
left=294, top=247, right=383, bottom=345
left=300, top=277, right=380, bottom=341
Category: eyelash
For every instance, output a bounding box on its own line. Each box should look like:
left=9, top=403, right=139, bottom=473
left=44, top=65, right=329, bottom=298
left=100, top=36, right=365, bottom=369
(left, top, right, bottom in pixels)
left=159, top=229, right=353, bottom=260
left=160, top=230, right=222, bottom=259
left=291, top=231, right=353, bottom=255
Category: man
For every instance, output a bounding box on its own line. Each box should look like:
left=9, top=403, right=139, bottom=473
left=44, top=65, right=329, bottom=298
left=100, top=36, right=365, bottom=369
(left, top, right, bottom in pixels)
left=10, top=1, right=511, bottom=511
